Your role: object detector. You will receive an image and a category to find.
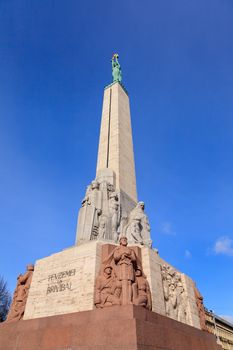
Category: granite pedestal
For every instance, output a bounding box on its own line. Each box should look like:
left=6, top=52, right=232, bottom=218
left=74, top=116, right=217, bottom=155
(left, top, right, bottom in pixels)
left=0, top=305, right=222, bottom=350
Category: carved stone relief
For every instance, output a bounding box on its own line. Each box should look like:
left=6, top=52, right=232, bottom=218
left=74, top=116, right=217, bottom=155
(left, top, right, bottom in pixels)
left=109, top=192, right=121, bottom=242
left=161, top=264, right=188, bottom=323
left=6, top=264, right=34, bottom=322
left=94, top=238, right=152, bottom=310
left=94, top=266, right=121, bottom=308
left=133, top=268, right=152, bottom=310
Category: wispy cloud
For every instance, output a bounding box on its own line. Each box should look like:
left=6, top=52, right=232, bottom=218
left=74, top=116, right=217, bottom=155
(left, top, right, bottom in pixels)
left=185, top=249, right=192, bottom=259
left=220, top=315, right=233, bottom=324
left=161, top=222, right=176, bottom=235
left=214, top=236, right=233, bottom=257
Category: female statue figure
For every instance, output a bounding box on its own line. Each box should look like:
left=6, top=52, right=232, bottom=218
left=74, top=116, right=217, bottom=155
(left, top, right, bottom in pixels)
left=112, top=53, right=122, bottom=83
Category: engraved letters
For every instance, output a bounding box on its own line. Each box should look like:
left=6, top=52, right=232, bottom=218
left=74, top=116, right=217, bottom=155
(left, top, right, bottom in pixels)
left=46, top=269, right=76, bottom=295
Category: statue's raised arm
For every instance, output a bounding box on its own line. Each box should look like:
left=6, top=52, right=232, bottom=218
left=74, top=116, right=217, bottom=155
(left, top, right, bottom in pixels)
left=112, top=53, right=122, bottom=83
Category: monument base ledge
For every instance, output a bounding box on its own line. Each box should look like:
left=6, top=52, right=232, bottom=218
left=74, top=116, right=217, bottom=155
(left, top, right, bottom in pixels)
left=0, top=305, right=222, bottom=350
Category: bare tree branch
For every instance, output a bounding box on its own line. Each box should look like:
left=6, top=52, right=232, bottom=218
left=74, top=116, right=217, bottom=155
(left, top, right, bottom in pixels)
left=0, top=276, right=12, bottom=322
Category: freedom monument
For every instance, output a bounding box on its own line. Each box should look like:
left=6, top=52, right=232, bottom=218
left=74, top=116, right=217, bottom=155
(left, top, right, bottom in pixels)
left=0, top=54, right=222, bottom=350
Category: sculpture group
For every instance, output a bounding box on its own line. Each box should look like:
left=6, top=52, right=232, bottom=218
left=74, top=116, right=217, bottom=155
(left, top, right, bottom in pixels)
left=76, top=176, right=152, bottom=247
left=77, top=178, right=121, bottom=243
left=161, top=264, right=188, bottom=323
left=94, top=237, right=152, bottom=310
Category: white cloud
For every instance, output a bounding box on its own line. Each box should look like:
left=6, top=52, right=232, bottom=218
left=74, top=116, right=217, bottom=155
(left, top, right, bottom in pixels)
left=185, top=249, right=192, bottom=259
left=220, top=315, right=233, bottom=324
left=214, top=236, right=233, bottom=257
left=161, top=222, right=176, bottom=235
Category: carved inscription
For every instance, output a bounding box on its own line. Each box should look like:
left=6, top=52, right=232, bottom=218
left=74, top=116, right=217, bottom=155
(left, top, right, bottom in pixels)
left=46, top=269, right=76, bottom=295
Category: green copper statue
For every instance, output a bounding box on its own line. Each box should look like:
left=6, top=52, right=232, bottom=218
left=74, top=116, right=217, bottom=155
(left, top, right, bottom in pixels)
left=112, top=53, right=122, bottom=83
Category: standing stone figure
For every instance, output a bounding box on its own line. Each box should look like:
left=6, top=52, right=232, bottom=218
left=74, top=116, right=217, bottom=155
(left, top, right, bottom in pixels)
left=6, top=264, right=34, bottom=322
left=164, top=283, right=177, bottom=318
left=124, top=201, right=152, bottom=247
left=113, top=237, right=137, bottom=305
left=98, top=215, right=107, bottom=240
left=77, top=180, right=102, bottom=242
left=176, top=282, right=188, bottom=323
left=132, top=268, right=152, bottom=310
left=109, top=192, right=121, bottom=242
left=128, top=217, right=143, bottom=245
left=95, top=237, right=152, bottom=309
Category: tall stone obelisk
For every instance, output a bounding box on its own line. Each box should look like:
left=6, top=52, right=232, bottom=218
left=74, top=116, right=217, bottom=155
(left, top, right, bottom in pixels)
left=75, top=54, right=151, bottom=247
left=96, top=81, right=137, bottom=204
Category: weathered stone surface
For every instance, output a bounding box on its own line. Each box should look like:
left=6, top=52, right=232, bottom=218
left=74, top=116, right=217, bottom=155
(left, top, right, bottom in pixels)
left=24, top=241, right=103, bottom=320
left=0, top=305, right=222, bottom=350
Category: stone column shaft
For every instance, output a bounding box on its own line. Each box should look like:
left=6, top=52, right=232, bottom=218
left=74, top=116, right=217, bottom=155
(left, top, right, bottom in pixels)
left=96, top=82, right=137, bottom=203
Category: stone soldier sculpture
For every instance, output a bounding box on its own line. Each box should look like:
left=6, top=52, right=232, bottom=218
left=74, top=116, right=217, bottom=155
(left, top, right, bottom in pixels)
left=94, top=266, right=121, bottom=308
left=132, top=268, right=152, bottom=310
left=112, top=237, right=137, bottom=305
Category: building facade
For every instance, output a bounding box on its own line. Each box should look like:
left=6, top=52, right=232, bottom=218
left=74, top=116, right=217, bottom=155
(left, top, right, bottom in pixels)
left=206, top=309, right=233, bottom=350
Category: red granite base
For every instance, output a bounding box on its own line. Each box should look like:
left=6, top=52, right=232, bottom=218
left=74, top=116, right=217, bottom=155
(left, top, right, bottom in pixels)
left=0, top=305, right=222, bottom=350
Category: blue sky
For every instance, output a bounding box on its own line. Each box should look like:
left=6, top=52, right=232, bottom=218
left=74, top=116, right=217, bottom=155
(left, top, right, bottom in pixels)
left=0, top=0, right=232, bottom=321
